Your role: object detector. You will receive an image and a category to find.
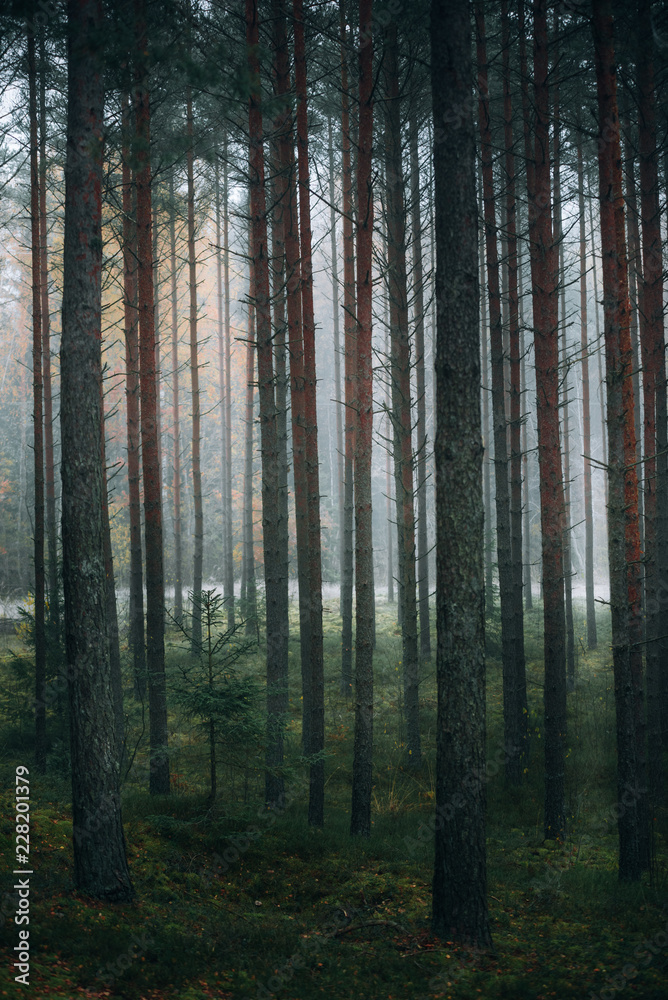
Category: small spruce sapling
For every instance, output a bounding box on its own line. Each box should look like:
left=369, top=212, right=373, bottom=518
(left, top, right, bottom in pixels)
left=168, top=589, right=260, bottom=803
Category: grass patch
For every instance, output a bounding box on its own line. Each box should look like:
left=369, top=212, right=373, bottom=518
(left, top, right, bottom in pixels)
left=0, top=597, right=666, bottom=998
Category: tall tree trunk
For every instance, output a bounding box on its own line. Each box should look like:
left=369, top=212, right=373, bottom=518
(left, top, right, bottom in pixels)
left=61, top=0, right=133, bottom=899
left=520, top=319, right=532, bottom=611
left=269, top=133, right=290, bottom=652
left=134, top=0, right=169, bottom=795
left=479, top=178, right=494, bottom=618
left=242, top=287, right=258, bottom=633
left=409, top=105, right=430, bottom=661
left=431, top=0, right=492, bottom=949
left=476, top=2, right=522, bottom=785
left=215, top=154, right=227, bottom=607
left=28, top=23, right=46, bottom=774
left=588, top=179, right=608, bottom=492
left=559, top=238, right=575, bottom=692
left=168, top=168, right=183, bottom=623
left=39, top=29, right=58, bottom=632
left=246, top=0, right=289, bottom=811
left=384, top=18, right=420, bottom=768
left=328, top=115, right=344, bottom=609
left=623, top=124, right=645, bottom=609
left=577, top=141, right=597, bottom=649
left=222, top=139, right=235, bottom=629
left=272, top=0, right=311, bottom=736
left=384, top=311, right=395, bottom=604
left=152, top=197, right=162, bottom=480
left=123, top=94, right=146, bottom=699
left=552, top=10, right=575, bottom=695
left=100, top=382, right=124, bottom=757
left=501, top=0, right=527, bottom=733
left=636, top=0, right=665, bottom=796
left=339, top=0, right=355, bottom=697
left=293, top=0, right=325, bottom=826
left=592, top=0, right=647, bottom=880
left=268, top=130, right=290, bottom=807
left=186, top=79, right=203, bottom=653
left=524, top=0, right=567, bottom=838
left=350, top=0, right=374, bottom=838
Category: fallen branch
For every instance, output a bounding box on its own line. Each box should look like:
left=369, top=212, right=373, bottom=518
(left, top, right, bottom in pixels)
left=332, top=919, right=409, bottom=938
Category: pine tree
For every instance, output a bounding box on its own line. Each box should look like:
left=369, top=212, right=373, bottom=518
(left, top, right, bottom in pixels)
left=431, top=0, right=492, bottom=949
left=61, top=0, right=133, bottom=900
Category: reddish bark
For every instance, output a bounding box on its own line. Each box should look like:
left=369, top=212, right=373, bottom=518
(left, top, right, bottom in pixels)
left=526, top=0, right=567, bottom=838
left=294, top=0, right=325, bottom=826
left=28, top=23, right=46, bottom=773
left=622, top=125, right=645, bottom=600
left=134, top=0, right=169, bottom=795
left=501, top=0, right=527, bottom=743
left=636, top=0, right=665, bottom=790
left=350, top=0, right=374, bottom=839
left=592, top=0, right=646, bottom=879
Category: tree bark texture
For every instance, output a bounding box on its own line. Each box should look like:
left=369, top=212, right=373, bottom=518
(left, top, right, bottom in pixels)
left=28, top=22, right=46, bottom=774
left=39, top=29, right=58, bottom=633
left=501, top=0, right=527, bottom=738
left=592, top=0, right=647, bottom=880
left=186, top=79, right=203, bottom=654
left=637, top=0, right=666, bottom=792
left=576, top=141, right=597, bottom=649
left=431, top=0, right=492, bottom=950
left=384, top=18, right=420, bottom=767
left=527, top=0, right=567, bottom=839
left=134, top=0, right=169, bottom=795
left=61, top=0, right=133, bottom=899
left=168, top=168, right=183, bottom=623
left=246, top=0, right=290, bottom=811
left=551, top=26, right=575, bottom=694
left=272, top=0, right=312, bottom=739
left=123, top=94, right=146, bottom=698
left=476, top=3, right=523, bottom=786
left=350, top=0, right=374, bottom=839
left=409, top=105, right=431, bottom=661
left=293, top=0, right=325, bottom=827
left=340, top=0, right=355, bottom=698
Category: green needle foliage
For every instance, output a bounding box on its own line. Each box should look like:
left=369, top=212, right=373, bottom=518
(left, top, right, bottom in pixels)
left=168, top=589, right=262, bottom=804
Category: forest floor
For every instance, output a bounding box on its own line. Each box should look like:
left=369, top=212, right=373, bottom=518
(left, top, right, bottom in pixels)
left=0, top=598, right=667, bottom=999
